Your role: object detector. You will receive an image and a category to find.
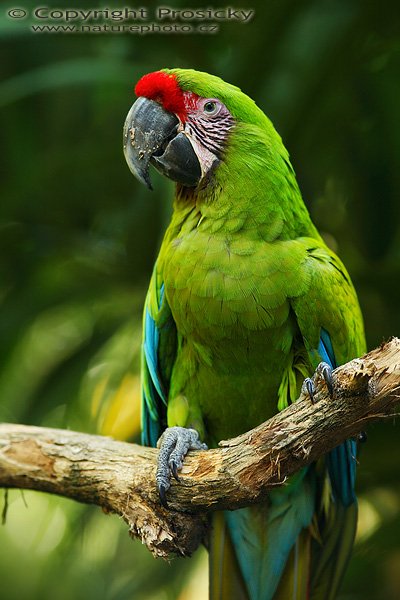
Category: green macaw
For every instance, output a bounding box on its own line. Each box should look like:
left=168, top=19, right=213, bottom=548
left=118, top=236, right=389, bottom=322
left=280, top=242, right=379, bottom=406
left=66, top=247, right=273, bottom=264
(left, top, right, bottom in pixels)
left=123, top=68, right=366, bottom=600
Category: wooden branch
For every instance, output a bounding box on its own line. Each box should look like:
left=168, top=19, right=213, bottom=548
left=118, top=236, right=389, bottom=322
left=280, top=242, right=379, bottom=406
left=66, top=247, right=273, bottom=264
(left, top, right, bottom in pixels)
left=0, top=338, right=399, bottom=558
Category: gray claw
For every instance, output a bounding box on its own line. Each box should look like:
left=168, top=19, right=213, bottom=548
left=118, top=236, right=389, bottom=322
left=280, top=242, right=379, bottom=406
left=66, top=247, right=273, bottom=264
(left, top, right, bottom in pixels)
left=159, top=484, right=168, bottom=508
left=170, top=460, right=180, bottom=482
left=304, top=377, right=315, bottom=403
left=319, top=362, right=334, bottom=397
left=156, top=427, right=208, bottom=507
left=303, top=362, right=335, bottom=404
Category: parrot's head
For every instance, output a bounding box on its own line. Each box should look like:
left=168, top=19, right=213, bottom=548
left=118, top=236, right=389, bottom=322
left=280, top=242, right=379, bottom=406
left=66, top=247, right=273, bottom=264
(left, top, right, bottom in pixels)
left=123, top=68, right=276, bottom=191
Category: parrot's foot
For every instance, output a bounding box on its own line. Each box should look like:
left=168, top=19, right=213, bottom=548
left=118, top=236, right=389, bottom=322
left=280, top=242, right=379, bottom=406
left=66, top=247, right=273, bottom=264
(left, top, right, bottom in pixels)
left=156, top=426, right=208, bottom=508
left=303, top=361, right=334, bottom=404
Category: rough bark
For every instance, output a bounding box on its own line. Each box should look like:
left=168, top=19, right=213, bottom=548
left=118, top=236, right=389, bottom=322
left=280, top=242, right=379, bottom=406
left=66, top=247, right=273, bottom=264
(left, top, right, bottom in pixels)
left=0, top=338, right=399, bottom=558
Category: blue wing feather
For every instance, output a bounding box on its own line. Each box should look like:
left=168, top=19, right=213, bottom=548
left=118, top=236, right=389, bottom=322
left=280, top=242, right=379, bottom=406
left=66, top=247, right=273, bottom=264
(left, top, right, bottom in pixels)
left=141, top=279, right=174, bottom=447
left=143, top=287, right=167, bottom=402
left=319, top=328, right=357, bottom=506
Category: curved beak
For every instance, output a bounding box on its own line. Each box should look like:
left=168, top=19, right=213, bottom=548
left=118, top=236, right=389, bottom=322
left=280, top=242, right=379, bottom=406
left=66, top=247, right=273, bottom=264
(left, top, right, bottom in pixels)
left=123, top=97, right=201, bottom=190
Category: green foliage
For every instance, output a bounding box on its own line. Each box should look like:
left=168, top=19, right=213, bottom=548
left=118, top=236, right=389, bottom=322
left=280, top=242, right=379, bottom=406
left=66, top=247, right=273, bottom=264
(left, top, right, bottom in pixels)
left=0, top=0, right=399, bottom=598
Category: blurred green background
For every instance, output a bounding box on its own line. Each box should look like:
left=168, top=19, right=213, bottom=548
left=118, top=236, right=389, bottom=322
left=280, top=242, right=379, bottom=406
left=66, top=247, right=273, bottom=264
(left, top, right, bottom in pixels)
left=0, top=0, right=399, bottom=598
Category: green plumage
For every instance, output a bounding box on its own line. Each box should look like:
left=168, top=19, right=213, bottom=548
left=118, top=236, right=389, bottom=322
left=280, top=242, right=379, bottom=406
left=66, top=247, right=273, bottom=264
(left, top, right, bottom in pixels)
left=141, top=69, right=365, bottom=599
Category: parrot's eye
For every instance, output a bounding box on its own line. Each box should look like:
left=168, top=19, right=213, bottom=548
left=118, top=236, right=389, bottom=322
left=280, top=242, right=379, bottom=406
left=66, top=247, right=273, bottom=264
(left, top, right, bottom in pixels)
left=203, top=100, right=220, bottom=116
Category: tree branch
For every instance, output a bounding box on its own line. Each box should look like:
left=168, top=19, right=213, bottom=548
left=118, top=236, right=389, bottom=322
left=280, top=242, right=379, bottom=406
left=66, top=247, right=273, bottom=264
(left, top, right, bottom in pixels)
left=0, top=338, right=399, bottom=558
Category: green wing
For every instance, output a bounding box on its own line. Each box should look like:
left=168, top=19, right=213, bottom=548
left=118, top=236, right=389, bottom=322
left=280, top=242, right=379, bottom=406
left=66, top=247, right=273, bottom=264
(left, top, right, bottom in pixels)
left=290, top=241, right=366, bottom=367
left=290, top=239, right=365, bottom=600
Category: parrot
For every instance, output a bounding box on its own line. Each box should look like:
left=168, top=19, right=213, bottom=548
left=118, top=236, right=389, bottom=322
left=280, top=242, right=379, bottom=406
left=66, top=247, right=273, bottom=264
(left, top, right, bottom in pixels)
left=123, top=68, right=366, bottom=600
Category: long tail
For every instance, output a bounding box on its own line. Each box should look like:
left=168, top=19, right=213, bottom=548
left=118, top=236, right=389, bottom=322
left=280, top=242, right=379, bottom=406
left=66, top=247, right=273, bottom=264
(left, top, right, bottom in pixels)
left=209, top=465, right=357, bottom=600
left=209, top=469, right=315, bottom=600
left=210, top=332, right=358, bottom=599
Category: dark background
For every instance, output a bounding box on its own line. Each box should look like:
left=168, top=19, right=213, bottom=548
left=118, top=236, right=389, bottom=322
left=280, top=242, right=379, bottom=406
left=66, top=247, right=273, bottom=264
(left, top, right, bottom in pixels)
left=1, top=0, right=399, bottom=598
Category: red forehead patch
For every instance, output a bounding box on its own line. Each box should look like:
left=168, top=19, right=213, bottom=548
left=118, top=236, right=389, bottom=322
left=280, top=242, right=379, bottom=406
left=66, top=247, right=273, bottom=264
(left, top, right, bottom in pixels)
left=134, top=71, right=187, bottom=119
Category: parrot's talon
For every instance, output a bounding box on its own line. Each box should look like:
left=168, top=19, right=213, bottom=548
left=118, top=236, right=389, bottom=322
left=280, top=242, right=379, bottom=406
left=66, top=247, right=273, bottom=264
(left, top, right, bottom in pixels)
left=158, top=484, right=169, bottom=508
left=156, top=426, right=207, bottom=507
left=303, top=362, right=334, bottom=403
left=318, top=361, right=334, bottom=398
left=170, top=460, right=181, bottom=482
left=304, top=377, right=316, bottom=403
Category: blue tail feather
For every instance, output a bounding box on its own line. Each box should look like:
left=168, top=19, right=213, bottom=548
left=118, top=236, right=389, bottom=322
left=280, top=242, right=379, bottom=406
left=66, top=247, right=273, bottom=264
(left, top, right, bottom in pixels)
left=225, top=469, right=315, bottom=600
